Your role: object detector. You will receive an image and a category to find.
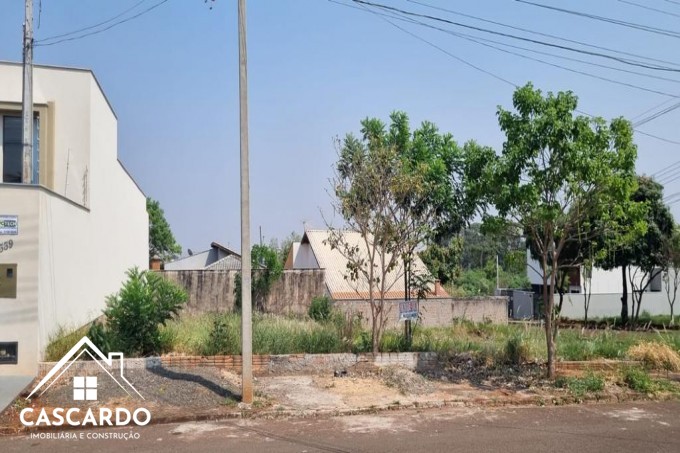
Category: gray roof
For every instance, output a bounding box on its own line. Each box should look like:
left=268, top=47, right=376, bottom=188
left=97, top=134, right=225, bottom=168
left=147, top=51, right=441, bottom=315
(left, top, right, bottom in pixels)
left=205, top=255, right=242, bottom=271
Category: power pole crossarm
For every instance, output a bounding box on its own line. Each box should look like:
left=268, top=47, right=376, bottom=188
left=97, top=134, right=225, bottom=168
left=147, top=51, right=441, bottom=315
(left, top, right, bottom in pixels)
left=22, top=0, right=34, bottom=184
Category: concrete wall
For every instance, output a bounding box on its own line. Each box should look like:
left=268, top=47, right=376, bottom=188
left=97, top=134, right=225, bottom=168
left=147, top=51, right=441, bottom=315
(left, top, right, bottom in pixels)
left=160, top=269, right=327, bottom=315
left=38, top=352, right=440, bottom=378
left=333, top=296, right=509, bottom=328
left=560, top=291, right=674, bottom=319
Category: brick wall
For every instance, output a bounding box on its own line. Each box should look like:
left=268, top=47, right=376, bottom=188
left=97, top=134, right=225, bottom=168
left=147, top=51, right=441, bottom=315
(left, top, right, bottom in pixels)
left=333, top=296, right=508, bottom=328
left=37, top=352, right=439, bottom=378
left=160, top=269, right=327, bottom=316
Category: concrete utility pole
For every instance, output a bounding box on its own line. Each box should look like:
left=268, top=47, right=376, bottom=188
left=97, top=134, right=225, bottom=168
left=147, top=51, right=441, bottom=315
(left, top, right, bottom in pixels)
left=22, top=0, right=34, bottom=184
left=238, top=0, right=254, bottom=405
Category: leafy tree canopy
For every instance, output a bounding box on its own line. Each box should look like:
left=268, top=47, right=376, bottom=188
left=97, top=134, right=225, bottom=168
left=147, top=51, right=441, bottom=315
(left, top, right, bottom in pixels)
left=147, top=197, right=182, bottom=261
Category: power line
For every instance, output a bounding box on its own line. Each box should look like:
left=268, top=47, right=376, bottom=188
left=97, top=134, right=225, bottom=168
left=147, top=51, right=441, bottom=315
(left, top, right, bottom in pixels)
left=352, top=1, right=680, bottom=97
left=654, top=160, right=680, bottom=177
left=631, top=98, right=677, bottom=121
left=335, top=0, right=517, bottom=87
left=350, top=0, right=680, bottom=72
left=633, top=101, right=680, bottom=127
left=635, top=130, right=680, bottom=146
left=402, top=3, right=680, bottom=87
left=35, top=0, right=167, bottom=47
left=36, top=0, right=148, bottom=42
left=617, top=0, right=680, bottom=18
left=516, top=0, right=680, bottom=39
left=406, top=0, right=680, bottom=69
left=332, top=0, right=680, bottom=148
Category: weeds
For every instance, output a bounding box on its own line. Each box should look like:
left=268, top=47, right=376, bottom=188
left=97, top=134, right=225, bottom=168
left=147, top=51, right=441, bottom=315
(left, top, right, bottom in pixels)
left=555, top=372, right=605, bottom=398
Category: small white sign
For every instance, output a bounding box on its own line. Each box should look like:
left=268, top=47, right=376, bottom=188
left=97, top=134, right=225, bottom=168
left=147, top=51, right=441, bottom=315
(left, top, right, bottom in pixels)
left=399, top=300, right=419, bottom=321
left=0, top=215, right=18, bottom=235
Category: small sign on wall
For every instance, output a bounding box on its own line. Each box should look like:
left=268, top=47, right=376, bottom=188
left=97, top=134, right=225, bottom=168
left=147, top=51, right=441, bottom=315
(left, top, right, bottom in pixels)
left=0, top=215, right=18, bottom=235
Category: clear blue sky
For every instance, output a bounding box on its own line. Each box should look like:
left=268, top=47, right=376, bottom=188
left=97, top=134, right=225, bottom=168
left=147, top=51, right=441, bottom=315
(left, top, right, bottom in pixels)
left=1, top=0, right=679, bottom=254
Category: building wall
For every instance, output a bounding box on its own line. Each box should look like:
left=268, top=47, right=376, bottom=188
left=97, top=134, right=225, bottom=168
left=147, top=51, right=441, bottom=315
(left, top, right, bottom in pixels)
left=333, top=296, right=509, bottom=328
left=527, top=250, right=665, bottom=295
left=0, top=187, right=39, bottom=375
left=0, top=64, right=148, bottom=374
left=292, top=242, right=319, bottom=269
left=559, top=292, right=673, bottom=319
left=0, top=64, right=93, bottom=205
left=160, top=269, right=327, bottom=315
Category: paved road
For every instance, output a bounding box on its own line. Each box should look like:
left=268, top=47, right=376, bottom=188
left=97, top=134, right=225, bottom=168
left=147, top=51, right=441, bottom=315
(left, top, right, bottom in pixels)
left=2, top=401, right=679, bottom=452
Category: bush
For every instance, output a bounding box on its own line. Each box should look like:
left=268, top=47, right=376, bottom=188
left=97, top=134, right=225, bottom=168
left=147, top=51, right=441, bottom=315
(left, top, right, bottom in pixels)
left=204, top=315, right=239, bottom=356
left=623, top=367, right=655, bottom=393
left=45, top=325, right=89, bottom=362
left=504, top=332, right=531, bottom=365
left=308, top=296, right=332, bottom=322
left=627, top=342, right=680, bottom=372
left=101, top=268, right=187, bottom=356
left=555, top=372, right=605, bottom=397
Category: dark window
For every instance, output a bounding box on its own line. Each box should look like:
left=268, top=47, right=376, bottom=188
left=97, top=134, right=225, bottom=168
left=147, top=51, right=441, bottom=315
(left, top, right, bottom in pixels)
left=0, top=342, right=18, bottom=365
left=2, top=116, right=22, bottom=183
left=2, top=115, right=39, bottom=184
left=6, top=268, right=13, bottom=278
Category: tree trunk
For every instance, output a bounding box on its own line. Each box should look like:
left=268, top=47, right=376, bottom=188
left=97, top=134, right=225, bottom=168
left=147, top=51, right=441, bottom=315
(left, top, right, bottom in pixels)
left=542, top=253, right=556, bottom=379
left=372, top=311, right=380, bottom=354
left=621, top=265, right=629, bottom=326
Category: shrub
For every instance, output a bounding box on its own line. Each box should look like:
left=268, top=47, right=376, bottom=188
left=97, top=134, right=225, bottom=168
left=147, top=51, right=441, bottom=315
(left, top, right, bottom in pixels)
left=204, top=315, right=238, bottom=356
left=555, top=372, right=605, bottom=398
left=45, top=325, right=89, bottom=362
left=623, top=367, right=655, bottom=393
left=308, top=296, right=332, bottom=322
left=102, top=267, right=187, bottom=356
left=627, top=342, right=680, bottom=372
left=504, top=332, right=531, bottom=365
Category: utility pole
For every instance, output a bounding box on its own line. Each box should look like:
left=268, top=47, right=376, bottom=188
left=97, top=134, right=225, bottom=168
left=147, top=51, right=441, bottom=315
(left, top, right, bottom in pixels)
left=22, top=0, right=34, bottom=184
left=238, top=0, right=254, bottom=405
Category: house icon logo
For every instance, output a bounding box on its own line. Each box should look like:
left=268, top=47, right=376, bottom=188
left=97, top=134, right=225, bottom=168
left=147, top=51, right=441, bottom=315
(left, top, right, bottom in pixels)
left=27, top=336, right=144, bottom=401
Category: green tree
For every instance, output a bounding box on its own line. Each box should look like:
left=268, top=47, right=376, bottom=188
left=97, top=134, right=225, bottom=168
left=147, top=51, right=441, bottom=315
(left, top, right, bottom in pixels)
left=663, top=225, right=680, bottom=326
left=234, top=244, right=284, bottom=312
left=481, top=83, right=640, bottom=378
left=627, top=177, right=674, bottom=324
left=147, top=197, right=181, bottom=261
left=97, top=268, right=187, bottom=356
left=328, top=112, right=482, bottom=352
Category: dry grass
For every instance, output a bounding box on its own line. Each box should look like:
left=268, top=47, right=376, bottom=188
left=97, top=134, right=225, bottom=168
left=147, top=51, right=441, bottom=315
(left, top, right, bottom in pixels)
left=627, top=342, right=680, bottom=372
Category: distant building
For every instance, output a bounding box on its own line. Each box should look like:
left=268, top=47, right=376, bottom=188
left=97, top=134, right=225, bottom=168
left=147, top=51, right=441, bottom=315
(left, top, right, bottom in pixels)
left=285, top=229, right=447, bottom=301
left=164, top=242, right=241, bottom=271
left=526, top=250, right=670, bottom=319
left=0, top=62, right=148, bottom=376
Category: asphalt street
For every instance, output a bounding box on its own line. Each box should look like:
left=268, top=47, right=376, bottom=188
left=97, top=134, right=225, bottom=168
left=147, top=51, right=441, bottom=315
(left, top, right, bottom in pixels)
left=2, top=401, right=679, bottom=452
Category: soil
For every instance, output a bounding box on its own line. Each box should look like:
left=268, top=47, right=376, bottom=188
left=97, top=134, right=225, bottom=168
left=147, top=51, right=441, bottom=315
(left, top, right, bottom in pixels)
left=1, top=357, right=677, bottom=435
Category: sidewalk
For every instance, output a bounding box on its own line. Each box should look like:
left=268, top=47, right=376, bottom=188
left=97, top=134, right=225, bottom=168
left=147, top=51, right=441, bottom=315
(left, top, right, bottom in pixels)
left=0, top=376, right=34, bottom=415
left=3, top=358, right=663, bottom=435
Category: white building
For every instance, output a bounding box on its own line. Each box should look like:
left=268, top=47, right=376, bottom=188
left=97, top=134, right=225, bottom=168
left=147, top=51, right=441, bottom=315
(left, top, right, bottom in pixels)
left=0, top=62, right=148, bottom=378
left=285, top=229, right=448, bottom=300
left=527, top=250, right=670, bottom=319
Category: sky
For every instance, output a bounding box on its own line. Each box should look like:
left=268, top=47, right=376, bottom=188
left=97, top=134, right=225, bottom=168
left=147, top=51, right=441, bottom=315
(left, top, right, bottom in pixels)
left=1, top=0, right=679, bottom=255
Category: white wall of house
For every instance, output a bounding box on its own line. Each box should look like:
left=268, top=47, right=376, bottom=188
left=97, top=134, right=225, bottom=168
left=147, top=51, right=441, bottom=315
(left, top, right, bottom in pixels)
left=0, top=63, right=147, bottom=375
left=0, top=187, right=40, bottom=375
left=527, top=252, right=663, bottom=295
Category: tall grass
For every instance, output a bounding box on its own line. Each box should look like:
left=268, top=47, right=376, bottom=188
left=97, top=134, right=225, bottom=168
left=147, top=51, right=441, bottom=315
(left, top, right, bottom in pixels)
left=45, top=313, right=680, bottom=364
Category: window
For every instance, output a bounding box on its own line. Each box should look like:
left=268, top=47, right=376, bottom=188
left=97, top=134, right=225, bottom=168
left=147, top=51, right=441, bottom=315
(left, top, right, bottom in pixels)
left=0, top=342, right=18, bottom=365
left=2, top=115, right=39, bottom=184
left=73, top=376, right=98, bottom=401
